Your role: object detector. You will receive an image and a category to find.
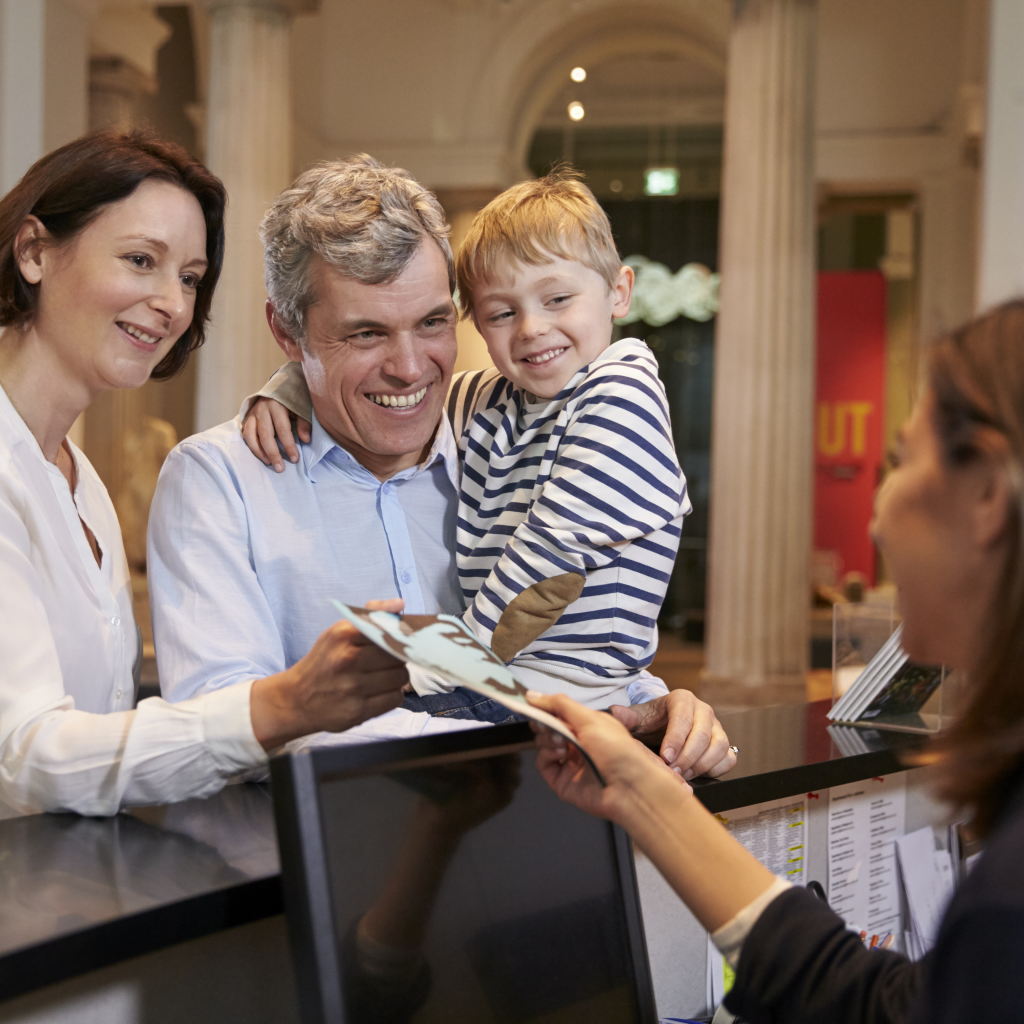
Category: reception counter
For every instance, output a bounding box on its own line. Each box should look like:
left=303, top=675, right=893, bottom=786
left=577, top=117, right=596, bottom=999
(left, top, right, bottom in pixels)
left=0, top=701, right=944, bottom=1024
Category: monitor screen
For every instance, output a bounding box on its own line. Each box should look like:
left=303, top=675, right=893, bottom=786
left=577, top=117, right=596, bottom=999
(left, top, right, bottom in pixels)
left=284, top=725, right=654, bottom=1024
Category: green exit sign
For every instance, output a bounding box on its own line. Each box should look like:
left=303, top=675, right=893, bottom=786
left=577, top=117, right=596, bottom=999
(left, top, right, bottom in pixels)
left=644, top=167, right=679, bottom=196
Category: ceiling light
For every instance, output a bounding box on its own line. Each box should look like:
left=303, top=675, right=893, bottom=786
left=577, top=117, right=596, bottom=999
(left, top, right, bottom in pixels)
left=570, top=66, right=587, bottom=82
left=568, top=101, right=585, bottom=121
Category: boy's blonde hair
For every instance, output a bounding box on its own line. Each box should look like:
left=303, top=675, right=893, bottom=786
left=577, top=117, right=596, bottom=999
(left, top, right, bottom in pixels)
left=455, top=167, right=622, bottom=318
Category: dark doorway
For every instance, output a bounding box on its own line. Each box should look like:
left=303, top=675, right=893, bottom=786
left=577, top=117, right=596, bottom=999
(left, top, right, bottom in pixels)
left=604, top=199, right=718, bottom=639
left=529, top=129, right=722, bottom=640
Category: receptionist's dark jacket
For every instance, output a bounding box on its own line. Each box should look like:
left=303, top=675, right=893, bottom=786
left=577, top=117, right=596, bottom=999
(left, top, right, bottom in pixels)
left=726, top=769, right=1024, bottom=1024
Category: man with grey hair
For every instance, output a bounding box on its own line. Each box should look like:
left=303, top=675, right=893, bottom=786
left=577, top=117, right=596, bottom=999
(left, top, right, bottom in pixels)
left=148, top=156, right=733, bottom=764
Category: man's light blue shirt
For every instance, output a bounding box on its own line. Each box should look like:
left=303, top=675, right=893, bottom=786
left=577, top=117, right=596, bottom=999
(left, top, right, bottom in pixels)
left=148, top=411, right=464, bottom=704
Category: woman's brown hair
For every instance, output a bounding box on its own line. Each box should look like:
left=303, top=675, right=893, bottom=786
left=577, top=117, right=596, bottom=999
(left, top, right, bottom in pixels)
left=0, top=128, right=226, bottom=379
left=927, top=299, right=1024, bottom=836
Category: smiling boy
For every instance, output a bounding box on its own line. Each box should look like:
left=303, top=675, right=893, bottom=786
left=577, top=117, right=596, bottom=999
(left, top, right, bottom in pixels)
left=444, top=170, right=691, bottom=707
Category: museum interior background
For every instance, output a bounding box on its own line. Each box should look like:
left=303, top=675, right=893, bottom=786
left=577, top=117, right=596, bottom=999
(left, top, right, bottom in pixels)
left=7, top=0, right=1020, bottom=708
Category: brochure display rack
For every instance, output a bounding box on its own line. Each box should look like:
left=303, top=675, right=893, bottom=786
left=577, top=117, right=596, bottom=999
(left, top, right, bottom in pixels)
left=829, top=602, right=949, bottom=735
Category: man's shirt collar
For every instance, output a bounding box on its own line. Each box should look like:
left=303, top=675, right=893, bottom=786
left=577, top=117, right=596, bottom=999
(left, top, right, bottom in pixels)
left=305, top=407, right=459, bottom=491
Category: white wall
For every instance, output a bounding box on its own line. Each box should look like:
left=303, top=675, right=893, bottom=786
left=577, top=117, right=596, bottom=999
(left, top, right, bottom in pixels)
left=977, top=0, right=1024, bottom=312
left=816, top=0, right=967, bottom=134
left=287, top=0, right=983, bottom=343
left=289, top=0, right=729, bottom=189
left=0, top=0, right=88, bottom=195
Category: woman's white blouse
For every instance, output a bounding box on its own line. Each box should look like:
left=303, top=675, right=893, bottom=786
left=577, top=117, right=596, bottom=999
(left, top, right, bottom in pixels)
left=0, top=384, right=265, bottom=817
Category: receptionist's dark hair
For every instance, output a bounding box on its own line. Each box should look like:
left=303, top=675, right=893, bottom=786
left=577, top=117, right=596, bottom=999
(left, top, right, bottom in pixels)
left=0, top=128, right=226, bottom=379
left=923, top=300, right=1024, bottom=836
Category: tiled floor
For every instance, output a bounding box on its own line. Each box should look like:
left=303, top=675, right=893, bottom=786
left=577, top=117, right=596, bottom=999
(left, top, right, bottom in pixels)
left=650, top=634, right=834, bottom=712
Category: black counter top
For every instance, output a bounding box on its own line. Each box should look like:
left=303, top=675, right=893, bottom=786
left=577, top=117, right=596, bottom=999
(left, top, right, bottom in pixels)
left=691, top=699, right=924, bottom=812
left=0, top=700, right=923, bottom=1003
left=0, top=784, right=281, bottom=1002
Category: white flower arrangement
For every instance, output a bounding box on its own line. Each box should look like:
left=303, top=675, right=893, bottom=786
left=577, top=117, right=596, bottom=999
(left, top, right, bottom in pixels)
left=616, top=255, right=720, bottom=327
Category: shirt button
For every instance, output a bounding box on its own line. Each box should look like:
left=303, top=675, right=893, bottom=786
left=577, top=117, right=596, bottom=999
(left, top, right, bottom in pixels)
left=115, top=689, right=123, bottom=700
left=111, top=616, right=120, bottom=628
left=401, top=571, right=412, bottom=584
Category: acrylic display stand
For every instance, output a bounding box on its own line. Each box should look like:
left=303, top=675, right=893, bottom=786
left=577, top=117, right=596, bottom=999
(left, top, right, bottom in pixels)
left=831, top=601, right=949, bottom=735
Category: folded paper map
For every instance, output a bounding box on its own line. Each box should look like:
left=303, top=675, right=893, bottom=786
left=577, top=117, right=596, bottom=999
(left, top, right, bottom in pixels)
left=331, top=601, right=603, bottom=783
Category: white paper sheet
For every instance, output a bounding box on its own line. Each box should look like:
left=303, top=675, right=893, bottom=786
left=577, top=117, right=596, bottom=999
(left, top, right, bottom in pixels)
left=707, top=934, right=729, bottom=1010
left=894, top=826, right=956, bottom=955
left=330, top=602, right=596, bottom=759
left=716, top=793, right=808, bottom=883
left=827, top=774, right=906, bottom=943
left=704, top=794, right=807, bottom=1017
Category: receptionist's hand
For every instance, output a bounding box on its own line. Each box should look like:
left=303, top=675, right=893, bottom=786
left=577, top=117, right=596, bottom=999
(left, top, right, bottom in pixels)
left=242, top=396, right=312, bottom=473
left=608, top=690, right=736, bottom=781
left=528, top=691, right=689, bottom=825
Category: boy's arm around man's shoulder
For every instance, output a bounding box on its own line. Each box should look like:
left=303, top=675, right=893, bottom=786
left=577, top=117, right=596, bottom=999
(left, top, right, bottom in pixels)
left=239, top=360, right=312, bottom=423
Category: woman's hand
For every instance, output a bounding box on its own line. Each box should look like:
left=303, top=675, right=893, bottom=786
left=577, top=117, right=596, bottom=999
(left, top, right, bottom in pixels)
left=528, top=690, right=777, bottom=934
left=241, top=397, right=312, bottom=473
left=527, top=691, right=689, bottom=826
left=609, top=690, right=737, bottom=780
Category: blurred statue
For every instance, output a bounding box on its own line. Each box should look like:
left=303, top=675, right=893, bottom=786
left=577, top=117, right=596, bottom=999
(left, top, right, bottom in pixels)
left=115, top=416, right=177, bottom=571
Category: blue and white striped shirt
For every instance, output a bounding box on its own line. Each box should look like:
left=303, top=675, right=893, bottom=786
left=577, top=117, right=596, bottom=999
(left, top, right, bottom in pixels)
left=447, top=338, right=691, bottom=684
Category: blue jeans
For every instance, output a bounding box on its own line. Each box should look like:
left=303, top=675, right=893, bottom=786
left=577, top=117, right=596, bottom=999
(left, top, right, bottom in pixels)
left=402, top=686, right=525, bottom=725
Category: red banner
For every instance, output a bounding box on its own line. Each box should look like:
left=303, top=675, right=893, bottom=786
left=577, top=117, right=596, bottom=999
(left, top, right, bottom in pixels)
left=815, top=272, right=886, bottom=585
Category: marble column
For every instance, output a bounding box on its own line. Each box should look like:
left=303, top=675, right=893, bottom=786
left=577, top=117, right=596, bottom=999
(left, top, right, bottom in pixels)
left=194, top=0, right=317, bottom=432
left=705, top=0, right=817, bottom=686
left=88, top=56, right=152, bottom=131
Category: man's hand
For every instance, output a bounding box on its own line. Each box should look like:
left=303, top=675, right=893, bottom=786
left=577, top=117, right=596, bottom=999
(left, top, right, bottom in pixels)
left=241, top=396, right=312, bottom=474
left=250, top=618, right=407, bottom=749
left=609, top=690, right=736, bottom=780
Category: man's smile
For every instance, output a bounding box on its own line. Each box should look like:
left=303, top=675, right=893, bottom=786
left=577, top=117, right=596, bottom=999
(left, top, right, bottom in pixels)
left=365, top=385, right=428, bottom=408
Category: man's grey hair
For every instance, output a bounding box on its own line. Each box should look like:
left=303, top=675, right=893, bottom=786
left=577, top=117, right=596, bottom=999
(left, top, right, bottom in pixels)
left=259, top=154, right=455, bottom=341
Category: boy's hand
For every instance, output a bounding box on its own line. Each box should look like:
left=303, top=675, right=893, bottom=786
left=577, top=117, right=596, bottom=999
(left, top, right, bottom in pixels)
left=609, top=690, right=736, bottom=780
left=242, top=397, right=312, bottom=473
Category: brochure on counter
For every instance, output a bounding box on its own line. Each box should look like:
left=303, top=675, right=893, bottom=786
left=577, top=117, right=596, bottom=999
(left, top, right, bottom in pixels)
left=827, top=624, right=944, bottom=727
left=331, top=601, right=603, bottom=783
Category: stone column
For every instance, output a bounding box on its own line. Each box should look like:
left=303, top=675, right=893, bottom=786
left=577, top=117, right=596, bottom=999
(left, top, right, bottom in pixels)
left=88, top=4, right=171, bottom=130
left=194, top=0, right=317, bottom=432
left=704, top=0, right=817, bottom=687
left=88, top=56, right=152, bottom=130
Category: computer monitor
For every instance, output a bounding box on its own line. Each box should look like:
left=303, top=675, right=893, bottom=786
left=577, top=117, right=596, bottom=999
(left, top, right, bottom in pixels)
left=271, top=721, right=656, bottom=1024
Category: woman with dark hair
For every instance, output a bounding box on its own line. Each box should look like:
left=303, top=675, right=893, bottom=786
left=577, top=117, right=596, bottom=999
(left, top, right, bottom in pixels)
left=529, top=300, right=1024, bottom=1022
left=0, top=130, right=407, bottom=817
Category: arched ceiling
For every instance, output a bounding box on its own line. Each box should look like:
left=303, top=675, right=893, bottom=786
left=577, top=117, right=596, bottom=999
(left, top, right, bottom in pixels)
left=534, top=51, right=724, bottom=131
